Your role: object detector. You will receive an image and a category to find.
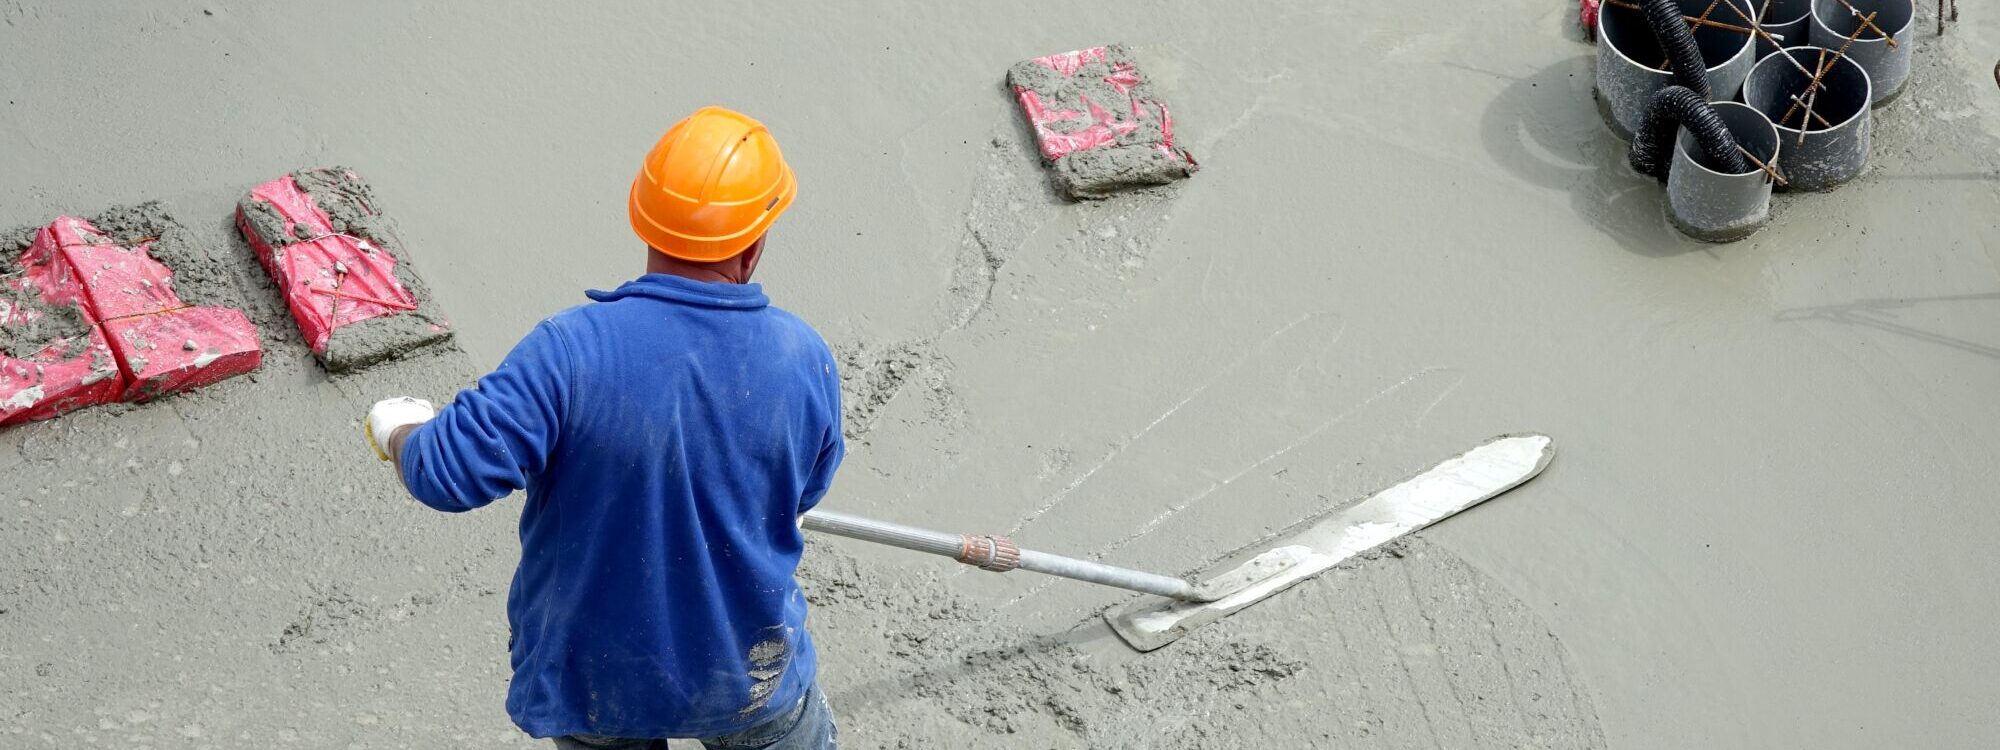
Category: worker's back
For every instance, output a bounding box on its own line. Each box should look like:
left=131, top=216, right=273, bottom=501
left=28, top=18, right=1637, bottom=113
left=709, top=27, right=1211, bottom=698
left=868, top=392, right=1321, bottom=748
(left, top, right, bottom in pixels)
left=398, top=272, right=844, bottom=739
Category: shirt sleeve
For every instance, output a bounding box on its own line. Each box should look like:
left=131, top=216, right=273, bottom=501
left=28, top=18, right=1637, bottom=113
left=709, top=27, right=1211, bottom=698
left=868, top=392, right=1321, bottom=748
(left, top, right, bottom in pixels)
left=799, top=425, right=844, bottom=515
left=398, top=320, right=571, bottom=512
left=798, top=357, right=845, bottom=515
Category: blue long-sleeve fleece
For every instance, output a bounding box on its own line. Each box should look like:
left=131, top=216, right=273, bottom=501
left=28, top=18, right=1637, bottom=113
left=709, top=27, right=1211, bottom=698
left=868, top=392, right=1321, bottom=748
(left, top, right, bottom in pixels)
left=397, top=274, right=844, bottom=739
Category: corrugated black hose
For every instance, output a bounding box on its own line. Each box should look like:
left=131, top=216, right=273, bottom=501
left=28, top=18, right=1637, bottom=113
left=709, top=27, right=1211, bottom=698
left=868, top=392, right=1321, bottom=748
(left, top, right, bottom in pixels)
left=1642, top=0, right=1711, bottom=98
left=1629, top=85, right=1747, bottom=180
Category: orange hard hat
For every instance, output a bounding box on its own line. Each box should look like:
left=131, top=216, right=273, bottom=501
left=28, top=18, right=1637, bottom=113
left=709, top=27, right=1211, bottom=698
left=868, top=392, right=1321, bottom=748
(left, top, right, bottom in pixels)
left=629, top=106, right=798, bottom=262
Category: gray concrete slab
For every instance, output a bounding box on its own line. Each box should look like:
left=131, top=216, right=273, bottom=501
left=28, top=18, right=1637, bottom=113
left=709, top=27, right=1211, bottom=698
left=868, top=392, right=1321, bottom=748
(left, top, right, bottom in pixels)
left=3, top=0, right=1999, bottom=747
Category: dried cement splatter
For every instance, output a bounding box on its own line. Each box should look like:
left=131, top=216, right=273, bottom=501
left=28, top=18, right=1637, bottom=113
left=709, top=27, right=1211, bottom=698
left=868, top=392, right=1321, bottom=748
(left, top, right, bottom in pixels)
left=741, top=627, right=794, bottom=718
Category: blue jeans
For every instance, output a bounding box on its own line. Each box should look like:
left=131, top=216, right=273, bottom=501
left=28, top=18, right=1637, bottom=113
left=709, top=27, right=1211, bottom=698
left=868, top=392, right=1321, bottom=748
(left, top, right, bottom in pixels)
left=552, top=682, right=837, bottom=750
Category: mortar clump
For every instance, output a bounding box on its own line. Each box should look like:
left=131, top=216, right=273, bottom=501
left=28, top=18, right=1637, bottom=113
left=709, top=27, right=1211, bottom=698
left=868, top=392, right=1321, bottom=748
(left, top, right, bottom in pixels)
left=0, top=286, right=91, bottom=361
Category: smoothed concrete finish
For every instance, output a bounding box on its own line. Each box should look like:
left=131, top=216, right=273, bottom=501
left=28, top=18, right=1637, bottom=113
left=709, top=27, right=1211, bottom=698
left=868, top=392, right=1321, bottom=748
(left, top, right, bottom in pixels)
left=4, top=1, right=2000, bottom=748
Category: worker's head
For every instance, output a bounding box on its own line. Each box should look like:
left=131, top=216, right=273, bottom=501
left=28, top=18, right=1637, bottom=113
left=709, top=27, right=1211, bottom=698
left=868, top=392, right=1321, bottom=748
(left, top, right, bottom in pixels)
left=629, top=106, right=796, bottom=283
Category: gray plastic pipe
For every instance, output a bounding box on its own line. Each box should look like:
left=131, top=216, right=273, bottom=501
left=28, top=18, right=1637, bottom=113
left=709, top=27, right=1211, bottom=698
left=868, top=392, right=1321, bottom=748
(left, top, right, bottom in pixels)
left=1595, top=0, right=1756, bottom=140
left=1668, top=101, right=1780, bottom=241
left=1743, top=46, right=1872, bottom=191
left=1758, top=0, right=1815, bottom=61
left=801, top=509, right=1203, bottom=601
left=1811, top=0, right=1913, bottom=105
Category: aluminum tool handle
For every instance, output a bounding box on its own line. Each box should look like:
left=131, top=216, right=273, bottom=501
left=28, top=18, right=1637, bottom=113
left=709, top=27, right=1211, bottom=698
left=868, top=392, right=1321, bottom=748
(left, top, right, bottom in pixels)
left=801, top=509, right=1200, bottom=601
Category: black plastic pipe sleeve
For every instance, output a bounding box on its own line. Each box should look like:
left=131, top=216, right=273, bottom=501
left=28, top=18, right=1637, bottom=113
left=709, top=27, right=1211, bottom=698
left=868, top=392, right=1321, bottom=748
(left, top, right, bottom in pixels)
left=1642, top=0, right=1712, bottom=99
left=1629, top=85, right=1748, bottom=180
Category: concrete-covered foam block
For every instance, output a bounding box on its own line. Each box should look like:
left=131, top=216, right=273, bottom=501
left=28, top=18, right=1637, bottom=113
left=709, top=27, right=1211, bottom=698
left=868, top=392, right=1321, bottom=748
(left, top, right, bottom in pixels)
left=236, top=167, right=453, bottom=374
left=1007, top=44, right=1198, bottom=199
left=1, top=209, right=264, bottom=424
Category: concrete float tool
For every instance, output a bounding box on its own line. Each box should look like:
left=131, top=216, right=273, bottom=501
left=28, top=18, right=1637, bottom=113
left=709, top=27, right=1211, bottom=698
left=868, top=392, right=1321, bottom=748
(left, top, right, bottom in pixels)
left=804, top=433, right=1554, bottom=651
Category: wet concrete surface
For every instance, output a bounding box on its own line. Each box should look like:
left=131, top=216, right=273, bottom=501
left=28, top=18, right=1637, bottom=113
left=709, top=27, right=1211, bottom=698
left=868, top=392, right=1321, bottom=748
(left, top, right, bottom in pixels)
left=4, top=0, right=2000, bottom=747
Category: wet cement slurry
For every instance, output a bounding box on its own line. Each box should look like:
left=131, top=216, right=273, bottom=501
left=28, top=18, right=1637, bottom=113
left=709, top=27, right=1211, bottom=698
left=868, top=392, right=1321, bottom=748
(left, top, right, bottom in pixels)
left=5, top=1, right=2000, bottom=747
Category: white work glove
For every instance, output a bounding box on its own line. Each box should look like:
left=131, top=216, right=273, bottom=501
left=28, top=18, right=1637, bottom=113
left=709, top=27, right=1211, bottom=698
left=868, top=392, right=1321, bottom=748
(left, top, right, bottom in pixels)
left=365, top=397, right=436, bottom=461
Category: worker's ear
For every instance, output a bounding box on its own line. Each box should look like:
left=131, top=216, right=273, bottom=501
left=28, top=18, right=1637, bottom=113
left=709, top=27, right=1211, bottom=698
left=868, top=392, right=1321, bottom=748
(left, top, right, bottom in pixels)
left=737, top=235, right=766, bottom=282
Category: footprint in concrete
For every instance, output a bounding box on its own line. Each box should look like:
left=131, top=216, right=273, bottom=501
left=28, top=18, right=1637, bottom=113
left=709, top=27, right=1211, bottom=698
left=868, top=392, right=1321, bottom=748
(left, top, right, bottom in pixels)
left=272, top=584, right=371, bottom=654
left=271, top=583, right=441, bottom=654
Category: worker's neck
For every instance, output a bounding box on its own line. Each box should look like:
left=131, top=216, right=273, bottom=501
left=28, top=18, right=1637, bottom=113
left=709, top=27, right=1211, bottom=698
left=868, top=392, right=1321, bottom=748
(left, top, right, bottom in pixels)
left=645, top=246, right=756, bottom=285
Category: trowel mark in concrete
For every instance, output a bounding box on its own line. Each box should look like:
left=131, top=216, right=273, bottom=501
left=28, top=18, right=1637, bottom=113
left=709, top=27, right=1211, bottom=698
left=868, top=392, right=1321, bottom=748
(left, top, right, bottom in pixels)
left=798, top=537, right=1604, bottom=748
left=1274, top=540, right=1605, bottom=750
left=1056, top=194, right=1177, bottom=275
left=832, top=132, right=1059, bottom=445
left=1003, top=366, right=1459, bottom=608
left=940, top=130, right=1062, bottom=333
left=272, top=582, right=447, bottom=654
left=999, top=312, right=1330, bottom=538
left=823, top=135, right=1035, bottom=449
left=854, top=119, right=1180, bottom=457
left=797, top=545, right=1304, bottom=745
left=1104, top=367, right=1464, bottom=546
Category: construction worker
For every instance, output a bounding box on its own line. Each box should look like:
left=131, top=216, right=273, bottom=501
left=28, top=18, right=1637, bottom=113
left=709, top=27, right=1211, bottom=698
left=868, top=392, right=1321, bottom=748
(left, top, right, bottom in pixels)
left=363, top=107, right=843, bottom=749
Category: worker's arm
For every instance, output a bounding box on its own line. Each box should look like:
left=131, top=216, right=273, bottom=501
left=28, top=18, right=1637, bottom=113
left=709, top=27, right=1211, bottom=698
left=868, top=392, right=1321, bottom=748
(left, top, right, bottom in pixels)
left=386, top=423, right=420, bottom=474
left=366, top=321, right=573, bottom=512
left=798, top=424, right=845, bottom=516
left=797, top=359, right=846, bottom=517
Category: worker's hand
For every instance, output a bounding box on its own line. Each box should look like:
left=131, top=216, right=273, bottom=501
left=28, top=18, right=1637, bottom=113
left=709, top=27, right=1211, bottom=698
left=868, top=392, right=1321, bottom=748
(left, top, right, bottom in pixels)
left=365, top=397, right=435, bottom=461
